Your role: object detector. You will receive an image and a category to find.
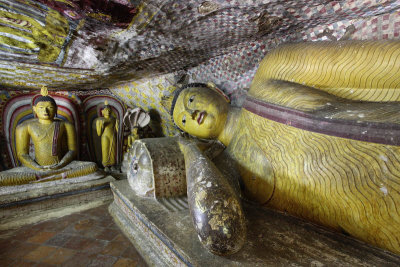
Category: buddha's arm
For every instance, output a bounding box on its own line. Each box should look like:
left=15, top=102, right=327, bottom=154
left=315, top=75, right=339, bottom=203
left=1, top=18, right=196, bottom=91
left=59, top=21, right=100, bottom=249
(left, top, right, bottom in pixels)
left=250, top=41, right=400, bottom=102
left=16, top=123, right=42, bottom=170
left=178, top=138, right=246, bottom=255
left=249, top=79, right=339, bottom=112
left=249, top=79, right=400, bottom=124
left=96, top=119, right=104, bottom=136
left=50, top=122, right=76, bottom=169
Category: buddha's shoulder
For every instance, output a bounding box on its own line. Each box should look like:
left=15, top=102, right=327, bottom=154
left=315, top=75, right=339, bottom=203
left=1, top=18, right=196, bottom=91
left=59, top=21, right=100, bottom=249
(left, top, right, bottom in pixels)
left=16, top=118, right=39, bottom=130
left=94, top=116, right=111, bottom=122
left=16, top=119, right=73, bottom=130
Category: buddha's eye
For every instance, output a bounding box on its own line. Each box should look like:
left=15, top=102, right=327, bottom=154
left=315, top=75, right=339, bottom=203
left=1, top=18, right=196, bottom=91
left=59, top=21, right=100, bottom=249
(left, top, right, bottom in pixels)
left=182, top=115, right=186, bottom=127
left=188, top=95, right=195, bottom=105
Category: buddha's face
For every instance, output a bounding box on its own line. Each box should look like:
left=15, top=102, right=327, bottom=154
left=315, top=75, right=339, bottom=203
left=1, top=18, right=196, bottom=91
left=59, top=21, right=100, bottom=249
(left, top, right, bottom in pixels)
left=102, top=107, right=111, bottom=118
left=33, top=101, right=57, bottom=121
left=173, top=86, right=229, bottom=139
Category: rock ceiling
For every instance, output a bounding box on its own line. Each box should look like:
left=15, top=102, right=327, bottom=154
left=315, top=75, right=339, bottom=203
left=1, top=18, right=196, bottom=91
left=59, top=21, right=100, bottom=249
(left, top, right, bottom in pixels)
left=0, top=0, right=399, bottom=91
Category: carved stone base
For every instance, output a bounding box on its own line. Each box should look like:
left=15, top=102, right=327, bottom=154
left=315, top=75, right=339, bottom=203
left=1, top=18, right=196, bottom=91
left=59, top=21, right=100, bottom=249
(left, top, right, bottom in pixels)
left=109, top=180, right=400, bottom=266
left=0, top=175, right=114, bottom=230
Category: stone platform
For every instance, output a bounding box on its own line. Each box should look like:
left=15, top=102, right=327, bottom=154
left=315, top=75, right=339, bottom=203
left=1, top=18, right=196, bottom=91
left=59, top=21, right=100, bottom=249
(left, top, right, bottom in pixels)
left=109, top=179, right=400, bottom=266
left=0, top=174, right=115, bottom=230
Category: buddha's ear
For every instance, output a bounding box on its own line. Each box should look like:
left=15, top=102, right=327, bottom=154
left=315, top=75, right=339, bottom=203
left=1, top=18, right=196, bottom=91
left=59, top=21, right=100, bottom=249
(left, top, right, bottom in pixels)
left=161, top=94, right=174, bottom=114
left=32, top=105, right=37, bottom=114
left=206, top=82, right=230, bottom=103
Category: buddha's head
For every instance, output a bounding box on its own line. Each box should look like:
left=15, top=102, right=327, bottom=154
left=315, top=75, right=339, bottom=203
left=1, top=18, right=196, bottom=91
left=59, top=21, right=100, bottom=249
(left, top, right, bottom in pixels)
left=33, top=86, right=57, bottom=122
left=168, top=83, right=230, bottom=139
left=102, top=101, right=112, bottom=118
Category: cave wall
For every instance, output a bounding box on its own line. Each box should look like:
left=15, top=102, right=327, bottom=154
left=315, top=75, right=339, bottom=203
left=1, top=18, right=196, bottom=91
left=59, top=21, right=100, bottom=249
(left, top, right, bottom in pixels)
left=2, top=0, right=399, bottom=90
left=109, top=0, right=400, bottom=137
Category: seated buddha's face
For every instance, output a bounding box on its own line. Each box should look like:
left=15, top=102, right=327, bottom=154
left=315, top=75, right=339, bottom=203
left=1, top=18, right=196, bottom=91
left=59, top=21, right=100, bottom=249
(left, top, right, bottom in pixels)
left=173, top=86, right=229, bottom=139
left=33, top=101, right=57, bottom=121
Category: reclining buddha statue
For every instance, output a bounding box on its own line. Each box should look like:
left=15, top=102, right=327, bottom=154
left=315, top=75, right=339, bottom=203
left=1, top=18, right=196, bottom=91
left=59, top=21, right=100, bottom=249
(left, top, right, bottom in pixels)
left=165, top=41, right=400, bottom=255
left=0, top=87, right=98, bottom=186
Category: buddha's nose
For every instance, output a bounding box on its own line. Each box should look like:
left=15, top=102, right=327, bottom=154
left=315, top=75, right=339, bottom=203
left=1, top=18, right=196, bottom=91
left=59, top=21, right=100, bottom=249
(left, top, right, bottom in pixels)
left=190, top=110, right=198, bottom=120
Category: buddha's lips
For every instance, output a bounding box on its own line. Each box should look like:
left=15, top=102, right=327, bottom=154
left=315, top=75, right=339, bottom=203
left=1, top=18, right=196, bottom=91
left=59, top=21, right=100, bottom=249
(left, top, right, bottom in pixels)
left=197, top=111, right=206, bottom=124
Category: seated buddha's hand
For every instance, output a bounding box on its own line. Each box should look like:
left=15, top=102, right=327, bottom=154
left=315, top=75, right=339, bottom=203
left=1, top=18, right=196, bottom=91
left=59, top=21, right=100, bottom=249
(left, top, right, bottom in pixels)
left=37, top=163, right=60, bottom=171
left=37, top=165, right=53, bottom=171
left=47, top=163, right=62, bottom=170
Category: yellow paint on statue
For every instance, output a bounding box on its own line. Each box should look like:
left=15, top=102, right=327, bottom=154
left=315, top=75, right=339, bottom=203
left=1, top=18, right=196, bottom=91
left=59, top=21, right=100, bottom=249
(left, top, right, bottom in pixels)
left=95, top=101, right=119, bottom=171
left=17, top=87, right=75, bottom=170
left=171, top=41, right=400, bottom=254
left=0, top=87, right=98, bottom=186
left=253, top=41, right=400, bottom=102
left=173, top=86, right=229, bottom=139
left=127, top=128, right=139, bottom=148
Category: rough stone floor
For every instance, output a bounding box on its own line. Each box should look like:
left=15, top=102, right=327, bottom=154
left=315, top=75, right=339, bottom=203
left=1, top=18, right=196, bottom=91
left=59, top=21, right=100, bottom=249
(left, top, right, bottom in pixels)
left=0, top=204, right=147, bottom=267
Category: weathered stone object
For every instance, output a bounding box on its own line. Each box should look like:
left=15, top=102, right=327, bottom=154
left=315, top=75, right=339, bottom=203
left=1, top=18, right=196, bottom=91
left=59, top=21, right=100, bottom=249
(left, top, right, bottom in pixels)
left=179, top=139, right=246, bottom=256
left=127, top=137, right=186, bottom=198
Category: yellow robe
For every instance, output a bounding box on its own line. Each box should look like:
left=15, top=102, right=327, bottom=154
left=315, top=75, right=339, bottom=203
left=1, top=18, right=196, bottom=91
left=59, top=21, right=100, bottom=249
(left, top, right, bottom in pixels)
left=227, top=41, right=400, bottom=254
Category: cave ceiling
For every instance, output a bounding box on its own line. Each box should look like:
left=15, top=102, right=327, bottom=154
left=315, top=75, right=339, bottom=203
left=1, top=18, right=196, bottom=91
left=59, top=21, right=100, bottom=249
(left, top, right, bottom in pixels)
left=0, top=0, right=399, bottom=91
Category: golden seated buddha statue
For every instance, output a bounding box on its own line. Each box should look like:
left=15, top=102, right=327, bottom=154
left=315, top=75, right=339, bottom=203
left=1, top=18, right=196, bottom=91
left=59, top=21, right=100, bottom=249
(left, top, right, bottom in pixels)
left=165, top=41, right=400, bottom=255
left=0, top=87, right=98, bottom=186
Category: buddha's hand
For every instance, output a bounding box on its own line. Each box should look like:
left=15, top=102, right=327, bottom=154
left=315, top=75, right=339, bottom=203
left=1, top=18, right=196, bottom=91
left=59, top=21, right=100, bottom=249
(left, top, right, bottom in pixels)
left=46, top=163, right=62, bottom=170
left=177, top=137, right=193, bottom=151
left=96, top=119, right=104, bottom=136
left=37, top=163, right=59, bottom=171
left=37, top=165, right=53, bottom=171
left=33, top=163, right=48, bottom=171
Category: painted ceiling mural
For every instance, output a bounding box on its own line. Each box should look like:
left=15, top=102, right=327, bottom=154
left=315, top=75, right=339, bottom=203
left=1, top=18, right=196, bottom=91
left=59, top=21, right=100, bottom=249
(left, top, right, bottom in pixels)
left=0, top=0, right=399, bottom=135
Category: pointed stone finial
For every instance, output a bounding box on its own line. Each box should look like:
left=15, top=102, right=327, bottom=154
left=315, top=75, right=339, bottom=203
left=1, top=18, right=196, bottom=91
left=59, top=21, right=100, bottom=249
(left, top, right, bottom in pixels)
left=105, top=100, right=109, bottom=105
left=40, top=86, right=48, bottom=97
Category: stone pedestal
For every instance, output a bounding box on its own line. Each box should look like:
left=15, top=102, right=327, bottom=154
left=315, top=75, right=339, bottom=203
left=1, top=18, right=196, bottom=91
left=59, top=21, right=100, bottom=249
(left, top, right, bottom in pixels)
left=0, top=174, right=114, bottom=230
left=109, top=180, right=400, bottom=266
